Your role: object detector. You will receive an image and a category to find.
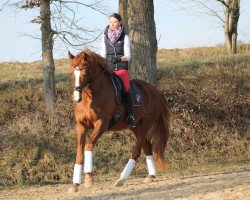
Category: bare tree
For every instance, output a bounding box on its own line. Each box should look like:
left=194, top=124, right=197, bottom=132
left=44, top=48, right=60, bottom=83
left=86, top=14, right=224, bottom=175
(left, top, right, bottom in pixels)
left=41, top=0, right=56, bottom=112
left=119, top=0, right=157, bottom=84
left=222, top=0, right=240, bottom=54
left=1, top=0, right=108, bottom=112
left=171, top=0, right=240, bottom=54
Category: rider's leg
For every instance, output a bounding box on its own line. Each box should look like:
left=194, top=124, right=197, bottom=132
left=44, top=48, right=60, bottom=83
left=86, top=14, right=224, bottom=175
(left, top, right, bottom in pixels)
left=113, top=69, right=136, bottom=128
left=124, top=90, right=136, bottom=128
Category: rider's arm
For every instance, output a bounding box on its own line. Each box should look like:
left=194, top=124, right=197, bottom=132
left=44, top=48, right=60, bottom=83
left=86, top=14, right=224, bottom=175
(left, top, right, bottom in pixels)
left=100, top=35, right=107, bottom=59
left=120, top=35, right=131, bottom=62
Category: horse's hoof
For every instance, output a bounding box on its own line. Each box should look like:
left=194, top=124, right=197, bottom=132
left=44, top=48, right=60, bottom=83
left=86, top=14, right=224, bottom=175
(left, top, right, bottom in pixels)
left=84, top=173, right=94, bottom=188
left=68, top=184, right=79, bottom=193
left=84, top=179, right=94, bottom=188
left=144, top=175, right=156, bottom=183
left=84, top=178, right=94, bottom=188
left=114, top=178, right=125, bottom=187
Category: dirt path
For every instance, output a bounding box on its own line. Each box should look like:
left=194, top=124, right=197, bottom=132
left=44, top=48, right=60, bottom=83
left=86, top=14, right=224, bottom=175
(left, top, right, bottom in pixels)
left=1, top=168, right=249, bottom=200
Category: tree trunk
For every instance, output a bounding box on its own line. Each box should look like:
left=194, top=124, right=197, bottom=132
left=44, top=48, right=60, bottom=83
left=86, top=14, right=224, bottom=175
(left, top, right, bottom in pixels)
left=40, top=0, right=56, bottom=112
left=231, top=0, right=240, bottom=54
left=119, top=0, right=128, bottom=33
left=119, top=0, right=157, bottom=85
left=224, top=0, right=232, bottom=53
left=224, top=0, right=240, bottom=54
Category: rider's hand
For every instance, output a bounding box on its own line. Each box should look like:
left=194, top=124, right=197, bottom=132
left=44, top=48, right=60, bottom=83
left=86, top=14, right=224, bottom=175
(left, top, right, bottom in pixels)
left=111, top=56, right=121, bottom=64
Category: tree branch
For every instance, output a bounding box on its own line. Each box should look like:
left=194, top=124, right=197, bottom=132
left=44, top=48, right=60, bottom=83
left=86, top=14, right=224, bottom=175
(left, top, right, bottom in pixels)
left=0, top=0, right=10, bottom=11
left=192, top=0, right=225, bottom=23
left=1, top=0, right=110, bottom=53
left=53, top=0, right=109, bottom=16
left=21, top=0, right=41, bottom=9
left=58, top=30, right=102, bottom=47
left=216, top=0, right=229, bottom=8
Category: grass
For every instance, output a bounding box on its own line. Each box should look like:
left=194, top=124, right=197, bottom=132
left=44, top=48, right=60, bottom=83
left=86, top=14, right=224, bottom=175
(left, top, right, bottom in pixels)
left=0, top=44, right=249, bottom=188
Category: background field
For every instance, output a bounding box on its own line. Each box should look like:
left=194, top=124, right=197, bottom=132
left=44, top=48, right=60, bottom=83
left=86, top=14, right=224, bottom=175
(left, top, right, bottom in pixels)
left=0, top=45, right=249, bottom=188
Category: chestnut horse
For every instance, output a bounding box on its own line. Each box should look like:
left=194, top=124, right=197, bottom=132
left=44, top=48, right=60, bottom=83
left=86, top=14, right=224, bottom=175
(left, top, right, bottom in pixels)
left=68, top=49, right=170, bottom=192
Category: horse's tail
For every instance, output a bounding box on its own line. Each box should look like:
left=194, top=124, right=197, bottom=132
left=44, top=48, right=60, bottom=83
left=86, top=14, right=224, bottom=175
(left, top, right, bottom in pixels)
left=148, top=93, right=170, bottom=170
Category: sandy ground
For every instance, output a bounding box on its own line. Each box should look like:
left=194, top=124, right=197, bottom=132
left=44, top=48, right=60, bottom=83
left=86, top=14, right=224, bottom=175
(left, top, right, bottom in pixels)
left=0, top=168, right=249, bottom=200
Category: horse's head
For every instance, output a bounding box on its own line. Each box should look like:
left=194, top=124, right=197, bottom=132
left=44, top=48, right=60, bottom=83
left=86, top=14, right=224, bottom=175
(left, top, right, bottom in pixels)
left=68, top=50, right=111, bottom=103
left=68, top=50, right=92, bottom=103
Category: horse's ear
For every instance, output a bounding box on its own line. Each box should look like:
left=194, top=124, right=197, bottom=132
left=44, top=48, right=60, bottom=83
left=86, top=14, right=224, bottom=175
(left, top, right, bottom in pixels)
left=83, top=52, right=91, bottom=62
left=68, top=51, right=75, bottom=60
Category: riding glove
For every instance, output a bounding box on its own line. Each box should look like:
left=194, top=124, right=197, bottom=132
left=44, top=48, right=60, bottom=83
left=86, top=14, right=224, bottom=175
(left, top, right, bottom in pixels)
left=111, top=56, right=121, bottom=64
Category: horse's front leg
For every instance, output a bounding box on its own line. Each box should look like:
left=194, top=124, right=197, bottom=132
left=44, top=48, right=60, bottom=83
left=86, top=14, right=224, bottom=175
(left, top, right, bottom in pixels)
left=70, top=123, right=87, bottom=192
left=83, top=120, right=107, bottom=188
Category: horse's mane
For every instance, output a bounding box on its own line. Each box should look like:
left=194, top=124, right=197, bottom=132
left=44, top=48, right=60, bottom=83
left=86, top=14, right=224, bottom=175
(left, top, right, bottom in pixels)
left=77, top=49, right=113, bottom=75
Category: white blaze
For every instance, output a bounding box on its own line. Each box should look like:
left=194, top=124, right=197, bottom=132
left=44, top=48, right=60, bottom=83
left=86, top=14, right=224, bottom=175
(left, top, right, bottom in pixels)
left=74, top=68, right=81, bottom=87
left=73, top=68, right=81, bottom=101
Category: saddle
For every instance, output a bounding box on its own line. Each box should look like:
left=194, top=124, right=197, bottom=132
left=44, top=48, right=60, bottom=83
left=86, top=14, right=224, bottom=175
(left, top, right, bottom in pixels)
left=110, top=74, right=142, bottom=106
left=108, top=74, right=142, bottom=129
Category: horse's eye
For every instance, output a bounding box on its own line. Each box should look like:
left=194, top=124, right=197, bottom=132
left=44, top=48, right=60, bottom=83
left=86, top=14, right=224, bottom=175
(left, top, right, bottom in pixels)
left=83, top=64, right=88, bottom=68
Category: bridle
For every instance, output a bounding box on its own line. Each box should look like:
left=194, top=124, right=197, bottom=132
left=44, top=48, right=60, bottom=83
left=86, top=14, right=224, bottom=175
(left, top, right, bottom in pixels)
left=74, top=63, right=91, bottom=92
left=73, top=61, right=105, bottom=102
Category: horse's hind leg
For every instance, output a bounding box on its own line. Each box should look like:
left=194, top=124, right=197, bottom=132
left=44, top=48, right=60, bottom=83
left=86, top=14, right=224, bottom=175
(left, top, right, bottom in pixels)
left=134, top=119, right=158, bottom=183
left=141, top=140, right=157, bottom=183
left=114, top=136, right=142, bottom=187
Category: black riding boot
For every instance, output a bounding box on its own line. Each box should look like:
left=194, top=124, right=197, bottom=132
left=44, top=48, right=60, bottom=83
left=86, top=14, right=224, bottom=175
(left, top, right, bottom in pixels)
left=125, top=91, right=136, bottom=128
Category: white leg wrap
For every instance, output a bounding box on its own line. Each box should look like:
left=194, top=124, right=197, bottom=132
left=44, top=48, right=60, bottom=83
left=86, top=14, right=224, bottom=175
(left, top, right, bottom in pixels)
left=146, top=155, right=157, bottom=176
left=73, top=164, right=83, bottom=184
left=84, top=151, right=93, bottom=173
left=120, top=159, right=136, bottom=179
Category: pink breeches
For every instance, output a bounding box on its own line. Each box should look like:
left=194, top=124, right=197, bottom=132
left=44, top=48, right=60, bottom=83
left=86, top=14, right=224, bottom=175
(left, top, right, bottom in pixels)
left=113, top=69, right=130, bottom=92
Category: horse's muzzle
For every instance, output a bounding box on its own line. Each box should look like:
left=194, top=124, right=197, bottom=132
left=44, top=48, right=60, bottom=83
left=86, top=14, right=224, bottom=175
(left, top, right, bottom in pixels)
left=73, top=90, right=82, bottom=103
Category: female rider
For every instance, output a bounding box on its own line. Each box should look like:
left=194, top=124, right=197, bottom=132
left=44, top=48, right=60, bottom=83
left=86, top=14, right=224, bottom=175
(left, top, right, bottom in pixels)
left=100, top=13, right=136, bottom=128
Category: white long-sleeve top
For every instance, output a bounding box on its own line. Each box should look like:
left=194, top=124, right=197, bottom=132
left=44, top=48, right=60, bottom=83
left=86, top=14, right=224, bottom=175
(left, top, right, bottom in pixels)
left=100, top=34, right=131, bottom=61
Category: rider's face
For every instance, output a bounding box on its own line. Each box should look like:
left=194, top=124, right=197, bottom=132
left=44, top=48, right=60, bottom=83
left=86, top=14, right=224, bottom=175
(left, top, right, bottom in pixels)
left=109, top=17, right=121, bottom=31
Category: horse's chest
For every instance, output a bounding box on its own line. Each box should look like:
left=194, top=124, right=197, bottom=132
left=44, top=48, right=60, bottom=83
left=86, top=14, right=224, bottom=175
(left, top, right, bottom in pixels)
left=74, top=106, right=97, bottom=125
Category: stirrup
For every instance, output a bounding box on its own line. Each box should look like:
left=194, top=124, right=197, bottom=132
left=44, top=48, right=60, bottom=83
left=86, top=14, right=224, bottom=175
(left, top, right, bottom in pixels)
left=127, top=115, right=136, bottom=128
